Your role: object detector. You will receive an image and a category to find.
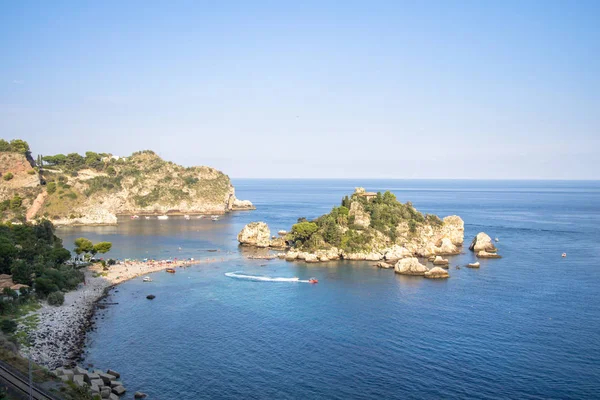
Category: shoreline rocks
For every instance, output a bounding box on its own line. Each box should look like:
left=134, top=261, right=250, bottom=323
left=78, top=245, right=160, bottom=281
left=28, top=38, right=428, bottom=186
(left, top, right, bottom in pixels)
left=424, top=267, right=449, bottom=279
left=394, top=258, right=428, bottom=276
left=476, top=250, right=502, bottom=259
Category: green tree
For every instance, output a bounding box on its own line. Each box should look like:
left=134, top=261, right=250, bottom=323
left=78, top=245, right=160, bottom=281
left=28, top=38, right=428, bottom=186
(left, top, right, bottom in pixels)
left=74, top=237, right=94, bottom=257
left=9, top=139, right=30, bottom=154
left=93, top=242, right=112, bottom=255
left=290, top=221, right=318, bottom=243
left=47, top=291, right=65, bottom=306
left=0, top=139, right=11, bottom=152
left=3, top=172, right=14, bottom=181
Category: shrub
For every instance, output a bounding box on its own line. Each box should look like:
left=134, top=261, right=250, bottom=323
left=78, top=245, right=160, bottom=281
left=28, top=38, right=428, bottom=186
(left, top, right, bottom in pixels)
left=46, top=182, right=57, bottom=194
left=27, top=169, right=36, bottom=175
left=47, top=291, right=64, bottom=306
left=0, top=319, right=17, bottom=334
left=3, top=173, right=14, bottom=181
left=9, top=196, right=22, bottom=210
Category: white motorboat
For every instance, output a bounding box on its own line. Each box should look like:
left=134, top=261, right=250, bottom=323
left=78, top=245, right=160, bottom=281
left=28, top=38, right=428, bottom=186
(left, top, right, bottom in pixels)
left=142, top=276, right=153, bottom=282
left=184, top=215, right=191, bottom=220
left=157, top=215, right=169, bottom=220
left=211, top=215, right=219, bottom=221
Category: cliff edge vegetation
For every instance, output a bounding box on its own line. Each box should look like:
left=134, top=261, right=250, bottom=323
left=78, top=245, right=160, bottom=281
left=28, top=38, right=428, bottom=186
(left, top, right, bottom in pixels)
left=0, top=139, right=254, bottom=225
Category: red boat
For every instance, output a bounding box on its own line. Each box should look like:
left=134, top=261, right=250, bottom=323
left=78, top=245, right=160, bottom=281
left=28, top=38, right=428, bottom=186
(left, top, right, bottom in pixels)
left=309, top=278, right=318, bottom=284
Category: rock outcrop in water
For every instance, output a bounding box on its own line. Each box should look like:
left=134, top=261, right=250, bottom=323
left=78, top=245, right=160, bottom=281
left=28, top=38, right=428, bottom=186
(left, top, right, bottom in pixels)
left=394, top=258, right=428, bottom=276
left=469, top=232, right=496, bottom=252
left=0, top=140, right=254, bottom=225
left=238, top=187, right=464, bottom=263
left=238, top=222, right=271, bottom=247
left=424, top=267, right=450, bottom=279
left=469, top=232, right=501, bottom=258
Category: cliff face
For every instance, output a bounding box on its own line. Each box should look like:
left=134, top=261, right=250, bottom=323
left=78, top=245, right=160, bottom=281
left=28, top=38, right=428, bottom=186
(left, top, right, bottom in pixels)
left=0, top=148, right=253, bottom=225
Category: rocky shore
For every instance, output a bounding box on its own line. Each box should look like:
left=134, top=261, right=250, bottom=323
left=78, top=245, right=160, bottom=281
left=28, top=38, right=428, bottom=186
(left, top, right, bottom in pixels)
left=18, top=259, right=197, bottom=370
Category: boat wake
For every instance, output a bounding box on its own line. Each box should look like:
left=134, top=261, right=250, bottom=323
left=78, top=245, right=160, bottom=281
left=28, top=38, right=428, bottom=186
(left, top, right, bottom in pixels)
left=225, top=272, right=310, bottom=283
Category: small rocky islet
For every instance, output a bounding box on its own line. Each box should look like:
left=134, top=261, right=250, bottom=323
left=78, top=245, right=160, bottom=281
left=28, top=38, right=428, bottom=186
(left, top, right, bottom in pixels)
left=238, top=187, right=502, bottom=278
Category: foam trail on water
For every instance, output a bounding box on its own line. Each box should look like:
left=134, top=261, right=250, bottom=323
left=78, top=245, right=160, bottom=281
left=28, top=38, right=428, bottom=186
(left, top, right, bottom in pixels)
left=225, top=272, right=309, bottom=283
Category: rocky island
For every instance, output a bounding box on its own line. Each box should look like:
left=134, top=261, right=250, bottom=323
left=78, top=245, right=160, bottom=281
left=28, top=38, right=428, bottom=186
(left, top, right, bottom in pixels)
left=0, top=139, right=254, bottom=225
left=238, top=187, right=465, bottom=277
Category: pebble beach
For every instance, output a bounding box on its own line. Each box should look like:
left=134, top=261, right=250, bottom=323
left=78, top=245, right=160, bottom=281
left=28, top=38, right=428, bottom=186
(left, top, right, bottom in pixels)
left=19, top=258, right=203, bottom=369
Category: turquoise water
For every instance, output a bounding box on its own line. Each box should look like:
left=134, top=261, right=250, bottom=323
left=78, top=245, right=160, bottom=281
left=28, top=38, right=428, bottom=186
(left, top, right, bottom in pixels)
left=57, top=180, right=600, bottom=399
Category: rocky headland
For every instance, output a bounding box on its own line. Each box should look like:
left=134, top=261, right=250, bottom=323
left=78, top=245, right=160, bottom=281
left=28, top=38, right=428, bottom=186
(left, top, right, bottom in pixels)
left=238, top=188, right=465, bottom=264
left=0, top=140, right=254, bottom=225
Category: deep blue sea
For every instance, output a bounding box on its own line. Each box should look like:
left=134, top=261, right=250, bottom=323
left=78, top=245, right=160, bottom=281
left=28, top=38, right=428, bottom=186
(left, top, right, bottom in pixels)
left=56, top=180, right=600, bottom=399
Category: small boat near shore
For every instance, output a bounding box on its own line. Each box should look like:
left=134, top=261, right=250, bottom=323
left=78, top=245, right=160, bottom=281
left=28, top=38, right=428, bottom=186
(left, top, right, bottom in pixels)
left=196, top=215, right=204, bottom=219
left=157, top=215, right=169, bottom=220
left=142, top=276, right=153, bottom=282
left=144, top=216, right=151, bottom=220
left=166, top=268, right=176, bottom=273
left=184, top=215, right=190, bottom=220
left=131, top=215, right=140, bottom=220
left=211, top=215, right=219, bottom=221
left=467, top=262, right=480, bottom=268
left=309, top=278, right=318, bottom=284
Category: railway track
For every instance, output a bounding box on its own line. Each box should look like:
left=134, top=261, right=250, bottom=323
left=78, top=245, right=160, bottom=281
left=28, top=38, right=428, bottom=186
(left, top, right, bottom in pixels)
left=0, top=361, right=59, bottom=400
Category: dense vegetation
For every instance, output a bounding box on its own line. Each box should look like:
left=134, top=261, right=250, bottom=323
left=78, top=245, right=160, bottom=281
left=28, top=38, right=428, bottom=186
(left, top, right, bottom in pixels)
left=0, top=220, right=81, bottom=297
left=287, top=190, right=443, bottom=253
left=0, top=139, right=30, bottom=155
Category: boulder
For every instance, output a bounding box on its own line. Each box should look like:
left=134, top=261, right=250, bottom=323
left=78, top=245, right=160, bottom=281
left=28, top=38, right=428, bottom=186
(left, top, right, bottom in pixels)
left=383, top=245, right=412, bottom=261
left=276, top=253, right=286, bottom=259
left=109, top=394, right=119, bottom=400
left=343, top=251, right=383, bottom=261
left=467, top=262, right=480, bottom=268
left=318, top=255, right=330, bottom=262
left=424, top=267, right=449, bottom=279
left=107, top=369, right=120, bottom=379
left=134, top=392, right=148, bottom=399
left=75, top=366, right=88, bottom=375
left=441, top=215, right=465, bottom=245
left=237, top=222, right=271, bottom=247
left=112, top=385, right=126, bottom=396
left=146, top=294, right=155, bottom=300
left=477, top=250, right=501, bottom=259
left=269, top=237, right=286, bottom=248
left=110, top=381, right=123, bottom=388
left=469, top=232, right=496, bottom=252
left=304, top=254, right=319, bottom=263
left=394, top=258, right=428, bottom=276
left=432, top=256, right=449, bottom=266
left=435, top=237, right=459, bottom=255
left=376, top=262, right=393, bottom=269
left=284, top=251, right=298, bottom=261
left=59, top=375, right=71, bottom=382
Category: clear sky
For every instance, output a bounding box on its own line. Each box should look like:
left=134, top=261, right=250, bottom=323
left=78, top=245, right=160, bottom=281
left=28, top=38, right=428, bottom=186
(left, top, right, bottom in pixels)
left=1, top=1, right=598, bottom=179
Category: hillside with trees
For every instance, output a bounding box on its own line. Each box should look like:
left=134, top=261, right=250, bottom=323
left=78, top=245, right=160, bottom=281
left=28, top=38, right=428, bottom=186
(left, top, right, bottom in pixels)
left=0, top=138, right=254, bottom=225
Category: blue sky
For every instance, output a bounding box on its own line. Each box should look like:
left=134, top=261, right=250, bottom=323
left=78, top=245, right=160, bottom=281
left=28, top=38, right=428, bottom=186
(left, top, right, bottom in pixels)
left=1, top=1, right=598, bottom=179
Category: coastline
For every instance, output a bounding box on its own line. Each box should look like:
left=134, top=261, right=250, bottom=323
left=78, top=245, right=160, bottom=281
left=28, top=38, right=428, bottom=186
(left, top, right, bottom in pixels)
left=18, top=258, right=215, bottom=370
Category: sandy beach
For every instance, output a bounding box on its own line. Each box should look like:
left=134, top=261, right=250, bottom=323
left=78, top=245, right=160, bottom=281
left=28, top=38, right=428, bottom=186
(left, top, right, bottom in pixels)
left=18, top=256, right=229, bottom=369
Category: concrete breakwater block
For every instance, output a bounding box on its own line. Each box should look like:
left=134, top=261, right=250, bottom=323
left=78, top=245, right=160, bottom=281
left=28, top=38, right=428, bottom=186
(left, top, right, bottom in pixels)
left=107, top=369, right=121, bottom=378
left=112, top=385, right=127, bottom=396
left=73, top=374, right=86, bottom=387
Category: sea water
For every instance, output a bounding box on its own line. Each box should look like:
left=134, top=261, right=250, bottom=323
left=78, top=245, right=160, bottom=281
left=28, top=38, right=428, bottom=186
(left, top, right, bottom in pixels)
left=56, top=180, right=600, bottom=399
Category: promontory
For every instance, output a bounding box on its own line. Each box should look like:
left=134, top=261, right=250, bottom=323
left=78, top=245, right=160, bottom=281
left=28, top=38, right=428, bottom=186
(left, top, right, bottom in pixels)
left=238, top=187, right=464, bottom=263
left=0, top=138, right=253, bottom=225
